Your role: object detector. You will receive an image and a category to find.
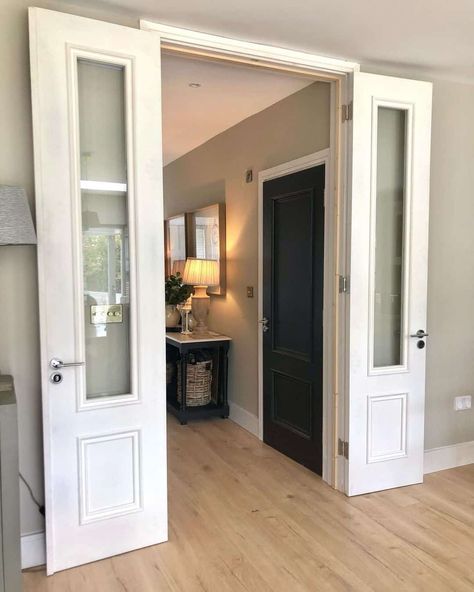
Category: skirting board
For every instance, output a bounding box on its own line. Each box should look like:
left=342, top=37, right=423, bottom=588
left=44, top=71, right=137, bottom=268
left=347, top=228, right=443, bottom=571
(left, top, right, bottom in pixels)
left=424, top=440, right=474, bottom=474
left=227, top=404, right=474, bottom=477
left=228, top=401, right=259, bottom=438
left=21, top=531, right=45, bottom=569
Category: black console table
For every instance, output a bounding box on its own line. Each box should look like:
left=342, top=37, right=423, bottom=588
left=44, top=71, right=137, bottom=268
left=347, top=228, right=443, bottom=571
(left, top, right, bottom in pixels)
left=166, top=332, right=231, bottom=425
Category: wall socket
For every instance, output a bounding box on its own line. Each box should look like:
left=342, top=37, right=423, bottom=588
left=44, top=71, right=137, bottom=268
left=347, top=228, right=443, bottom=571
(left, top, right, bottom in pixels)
left=454, top=395, right=472, bottom=411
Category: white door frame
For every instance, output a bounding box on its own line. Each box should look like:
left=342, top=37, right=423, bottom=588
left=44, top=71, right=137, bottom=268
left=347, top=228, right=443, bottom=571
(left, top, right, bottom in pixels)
left=258, top=148, right=336, bottom=485
left=140, top=22, right=359, bottom=77
left=140, top=20, right=358, bottom=491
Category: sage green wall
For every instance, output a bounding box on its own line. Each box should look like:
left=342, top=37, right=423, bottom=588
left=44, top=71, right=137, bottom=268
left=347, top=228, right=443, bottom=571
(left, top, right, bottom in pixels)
left=423, top=78, right=474, bottom=449
left=163, top=82, right=331, bottom=415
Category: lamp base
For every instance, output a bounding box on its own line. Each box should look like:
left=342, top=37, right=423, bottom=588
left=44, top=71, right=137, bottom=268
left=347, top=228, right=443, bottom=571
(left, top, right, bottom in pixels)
left=191, top=285, right=210, bottom=334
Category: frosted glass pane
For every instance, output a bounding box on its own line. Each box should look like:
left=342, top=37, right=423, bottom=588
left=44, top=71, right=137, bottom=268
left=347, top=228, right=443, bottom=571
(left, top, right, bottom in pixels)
left=78, top=60, right=127, bottom=183
left=78, top=60, right=131, bottom=398
left=373, top=107, right=406, bottom=368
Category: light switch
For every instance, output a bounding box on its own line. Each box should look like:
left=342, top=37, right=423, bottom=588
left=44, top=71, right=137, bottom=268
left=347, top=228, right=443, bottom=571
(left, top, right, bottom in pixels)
left=90, top=304, right=123, bottom=324
left=247, top=286, right=254, bottom=298
left=454, top=395, right=472, bottom=411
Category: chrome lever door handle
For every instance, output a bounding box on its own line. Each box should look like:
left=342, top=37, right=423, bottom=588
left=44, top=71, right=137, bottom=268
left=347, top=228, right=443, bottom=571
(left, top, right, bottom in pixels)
left=258, top=318, right=269, bottom=332
left=50, top=358, right=85, bottom=369
left=410, top=330, right=429, bottom=339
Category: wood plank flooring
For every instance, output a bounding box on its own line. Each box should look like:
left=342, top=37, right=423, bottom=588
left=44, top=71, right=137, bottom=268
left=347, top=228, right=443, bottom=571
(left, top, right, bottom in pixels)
left=24, top=416, right=474, bottom=591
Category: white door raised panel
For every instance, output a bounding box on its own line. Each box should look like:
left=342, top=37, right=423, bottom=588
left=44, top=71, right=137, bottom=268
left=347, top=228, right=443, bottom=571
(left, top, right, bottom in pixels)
left=29, top=8, right=167, bottom=573
left=346, top=72, right=432, bottom=495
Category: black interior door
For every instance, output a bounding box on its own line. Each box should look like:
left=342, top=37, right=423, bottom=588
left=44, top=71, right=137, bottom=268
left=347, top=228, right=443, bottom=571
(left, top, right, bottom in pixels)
left=262, top=164, right=325, bottom=475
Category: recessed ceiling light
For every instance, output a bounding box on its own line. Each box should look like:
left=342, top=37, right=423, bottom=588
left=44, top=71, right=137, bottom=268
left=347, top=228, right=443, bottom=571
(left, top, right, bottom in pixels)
left=188, top=82, right=202, bottom=88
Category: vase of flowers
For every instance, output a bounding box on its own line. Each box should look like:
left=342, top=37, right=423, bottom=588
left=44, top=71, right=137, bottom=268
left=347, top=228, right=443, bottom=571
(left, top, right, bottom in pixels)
left=165, top=272, right=192, bottom=328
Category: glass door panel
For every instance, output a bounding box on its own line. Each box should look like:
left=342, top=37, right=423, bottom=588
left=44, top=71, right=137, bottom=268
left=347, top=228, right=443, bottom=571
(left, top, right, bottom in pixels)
left=78, top=59, right=131, bottom=398
left=373, top=107, right=407, bottom=368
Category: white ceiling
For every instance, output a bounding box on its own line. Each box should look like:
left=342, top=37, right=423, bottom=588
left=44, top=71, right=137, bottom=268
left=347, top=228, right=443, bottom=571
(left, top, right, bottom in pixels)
left=94, top=0, right=474, bottom=83
left=161, top=54, right=313, bottom=164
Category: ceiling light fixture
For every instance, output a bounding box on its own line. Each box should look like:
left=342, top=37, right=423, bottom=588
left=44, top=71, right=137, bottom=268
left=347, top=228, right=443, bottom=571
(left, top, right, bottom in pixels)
left=188, top=82, right=201, bottom=88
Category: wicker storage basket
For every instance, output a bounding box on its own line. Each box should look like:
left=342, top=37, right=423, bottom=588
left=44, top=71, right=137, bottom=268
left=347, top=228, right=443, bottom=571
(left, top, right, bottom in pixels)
left=177, top=357, right=213, bottom=407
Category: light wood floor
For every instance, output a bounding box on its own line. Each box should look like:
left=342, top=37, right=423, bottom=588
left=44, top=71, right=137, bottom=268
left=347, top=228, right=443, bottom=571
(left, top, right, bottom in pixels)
left=24, top=417, right=474, bottom=591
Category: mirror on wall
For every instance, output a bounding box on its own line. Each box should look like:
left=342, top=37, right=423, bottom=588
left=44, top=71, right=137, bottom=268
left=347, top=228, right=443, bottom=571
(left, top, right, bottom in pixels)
left=165, top=203, right=226, bottom=296
left=164, top=214, right=187, bottom=278
left=187, top=203, right=226, bottom=296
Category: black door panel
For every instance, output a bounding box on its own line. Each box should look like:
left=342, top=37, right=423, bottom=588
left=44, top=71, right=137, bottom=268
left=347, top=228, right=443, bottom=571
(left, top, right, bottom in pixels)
left=263, top=165, right=325, bottom=475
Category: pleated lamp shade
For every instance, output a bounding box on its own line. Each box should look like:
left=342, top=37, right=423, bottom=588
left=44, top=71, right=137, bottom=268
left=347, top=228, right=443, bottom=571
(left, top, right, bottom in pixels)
left=0, top=186, right=37, bottom=245
left=183, top=258, right=219, bottom=286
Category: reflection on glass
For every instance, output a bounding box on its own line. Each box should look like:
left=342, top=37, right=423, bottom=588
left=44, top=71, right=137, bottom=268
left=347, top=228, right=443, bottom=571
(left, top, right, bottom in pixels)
left=78, top=59, right=131, bottom=398
left=373, top=107, right=406, bottom=368
left=167, top=215, right=186, bottom=277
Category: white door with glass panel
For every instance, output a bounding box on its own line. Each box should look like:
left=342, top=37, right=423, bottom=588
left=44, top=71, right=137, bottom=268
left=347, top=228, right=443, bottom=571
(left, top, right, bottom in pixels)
left=29, top=8, right=166, bottom=573
left=346, top=73, right=432, bottom=495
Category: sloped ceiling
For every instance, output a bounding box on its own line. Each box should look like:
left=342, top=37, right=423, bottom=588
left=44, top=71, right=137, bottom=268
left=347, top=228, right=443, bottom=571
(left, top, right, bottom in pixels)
left=161, top=54, right=314, bottom=164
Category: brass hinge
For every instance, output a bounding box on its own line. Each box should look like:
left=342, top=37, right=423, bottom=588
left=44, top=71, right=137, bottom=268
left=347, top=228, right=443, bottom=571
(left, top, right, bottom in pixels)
left=342, top=101, right=353, bottom=122
left=338, top=275, right=350, bottom=294
left=338, top=438, right=349, bottom=460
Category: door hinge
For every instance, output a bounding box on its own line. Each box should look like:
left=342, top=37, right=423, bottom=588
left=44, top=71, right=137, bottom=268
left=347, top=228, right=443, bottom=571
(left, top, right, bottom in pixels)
left=338, top=438, right=349, bottom=460
left=342, top=101, right=353, bottom=122
left=338, top=275, right=350, bottom=294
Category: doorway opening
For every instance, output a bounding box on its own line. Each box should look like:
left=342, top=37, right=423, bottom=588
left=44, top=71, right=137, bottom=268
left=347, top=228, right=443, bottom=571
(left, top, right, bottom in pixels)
left=159, top=43, right=343, bottom=487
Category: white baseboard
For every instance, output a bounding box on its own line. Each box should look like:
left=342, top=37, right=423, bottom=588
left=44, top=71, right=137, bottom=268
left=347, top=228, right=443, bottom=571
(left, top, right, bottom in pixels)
left=229, top=401, right=259, bottom=438
left=228, top=403, right=474, bottom=476
left=424, top=440, right=474, bottom=474
left=21, top=531, right=45, bottom=569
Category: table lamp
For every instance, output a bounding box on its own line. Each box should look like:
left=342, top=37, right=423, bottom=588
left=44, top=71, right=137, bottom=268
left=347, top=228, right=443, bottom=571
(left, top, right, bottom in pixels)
left=182, top=258, right=219, bottom=335
left=0, top=186, right=37, bottom=245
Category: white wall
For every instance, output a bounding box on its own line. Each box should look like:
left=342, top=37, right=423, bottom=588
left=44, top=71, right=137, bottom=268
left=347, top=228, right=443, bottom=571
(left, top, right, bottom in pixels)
left=0, top=0, right=473, bottom=539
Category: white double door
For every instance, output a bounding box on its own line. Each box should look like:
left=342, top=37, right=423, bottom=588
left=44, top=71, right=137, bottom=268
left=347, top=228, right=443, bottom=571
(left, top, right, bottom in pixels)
left=29, top=7, right=432, bottom=574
